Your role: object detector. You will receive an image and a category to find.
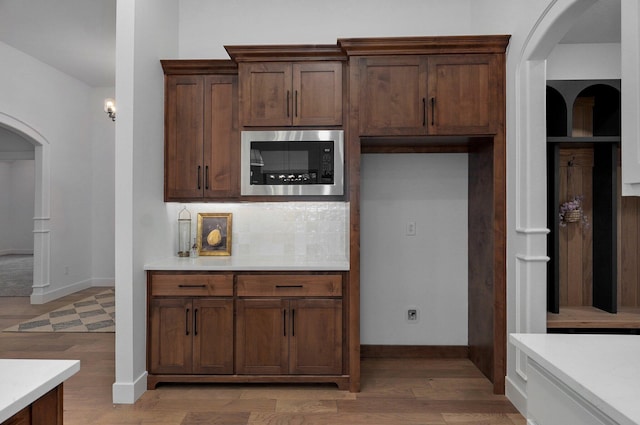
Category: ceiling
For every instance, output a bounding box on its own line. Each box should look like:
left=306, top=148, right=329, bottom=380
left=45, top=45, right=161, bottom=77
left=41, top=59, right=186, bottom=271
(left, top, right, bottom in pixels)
left=0, top=0, right=621, bottom=155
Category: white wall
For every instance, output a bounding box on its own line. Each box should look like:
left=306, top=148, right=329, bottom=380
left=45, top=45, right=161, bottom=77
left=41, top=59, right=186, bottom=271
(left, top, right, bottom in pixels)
left=361, top=154, right=468, bottom=345
left=0, top=161, right=33, bottom=255
left=547, top=43, right=621, bottom=79
left=90, top=87, right=115, bottom=284
left=0, top=41, right=94, bottom=300
left=179, top=0, right=475, bottom=58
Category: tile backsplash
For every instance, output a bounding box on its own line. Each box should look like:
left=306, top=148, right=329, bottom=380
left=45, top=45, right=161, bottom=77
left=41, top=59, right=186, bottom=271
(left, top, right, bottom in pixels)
left=166, top=202, right=349, bottom=260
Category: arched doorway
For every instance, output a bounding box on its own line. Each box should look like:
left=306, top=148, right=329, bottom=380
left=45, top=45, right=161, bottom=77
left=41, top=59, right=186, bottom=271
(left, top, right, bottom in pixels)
left=507, top=0, right=606, bottom=412
left=0, top=112, right=51, bottom=304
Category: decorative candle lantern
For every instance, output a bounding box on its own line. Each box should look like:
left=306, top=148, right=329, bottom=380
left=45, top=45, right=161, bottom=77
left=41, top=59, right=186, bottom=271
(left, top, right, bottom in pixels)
left=177, top=206, right=191, bottom=257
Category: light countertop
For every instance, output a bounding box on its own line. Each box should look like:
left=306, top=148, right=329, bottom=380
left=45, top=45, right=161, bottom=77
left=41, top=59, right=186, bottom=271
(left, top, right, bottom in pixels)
left=144, top=255, right=350, bottom=271
left=0, top=359, right=80, bottom=422
left=510, top=333, right=640, bottom=425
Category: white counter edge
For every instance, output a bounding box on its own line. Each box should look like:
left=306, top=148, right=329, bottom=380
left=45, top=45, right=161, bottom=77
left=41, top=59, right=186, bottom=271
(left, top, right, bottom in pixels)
left=144, top=256, right=350, bottom=271
left=0, top=359, right=80, bottom=423
left=510, top=333, right=639, bottom=425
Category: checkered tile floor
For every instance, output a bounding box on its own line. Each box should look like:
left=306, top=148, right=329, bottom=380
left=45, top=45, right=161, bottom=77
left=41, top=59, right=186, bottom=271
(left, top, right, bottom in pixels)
left=4, top=289, right=115, bottom=332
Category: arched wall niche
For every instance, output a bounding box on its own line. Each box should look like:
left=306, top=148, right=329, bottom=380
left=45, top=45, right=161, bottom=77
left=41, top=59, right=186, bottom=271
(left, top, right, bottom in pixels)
left=0, top=112, right=51, bottom=304
left=546, top=80, right=620, bottom=138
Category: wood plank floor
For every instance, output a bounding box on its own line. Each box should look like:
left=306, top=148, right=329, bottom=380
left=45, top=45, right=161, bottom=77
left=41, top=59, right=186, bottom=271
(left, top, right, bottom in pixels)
left=547, top=305, right=640, bottom=329
left=0, top=289, right=524, bottom=425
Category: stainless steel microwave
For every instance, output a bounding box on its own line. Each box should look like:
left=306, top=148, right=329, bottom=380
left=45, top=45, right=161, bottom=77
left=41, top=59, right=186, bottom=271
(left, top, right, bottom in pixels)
left=241, top=130, right=344, bottom=196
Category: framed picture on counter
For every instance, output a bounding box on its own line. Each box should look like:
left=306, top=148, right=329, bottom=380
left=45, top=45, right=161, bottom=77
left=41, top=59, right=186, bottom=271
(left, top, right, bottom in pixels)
left=197, top=213, right=232, bottom=256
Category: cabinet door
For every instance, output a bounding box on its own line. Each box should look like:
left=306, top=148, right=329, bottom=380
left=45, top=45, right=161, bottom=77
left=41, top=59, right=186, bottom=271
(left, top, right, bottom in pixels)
left=236, top=299, right=288, bottom=374
left=289, top=299, right=342, bottom=375
left=203, top=75, right=239, bottom=198
left=165, top=75, right=204, bottom=200
left=149, top=298, right=192, bottom=374
left=427, top=55, right=498, bottom=135
left=358, top=56, right=428, bottom=136
left=293, top=62, right=342, bottom=126
left=192, top=298, right=234, bottom=374
left=240, top=63, right=292, bottom=126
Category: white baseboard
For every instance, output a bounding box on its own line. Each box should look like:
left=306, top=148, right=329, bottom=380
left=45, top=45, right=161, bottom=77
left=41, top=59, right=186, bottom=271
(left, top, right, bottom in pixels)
left=29, top=278, right=115, bottom=304
left=91, top=278, right=115, bottom=287
left=112, top=371, right=148, bottom=404
left=0, top=249, right=34, bottom=256
left=506, top=374, right=528, bottom=417
left=30, top=278, right=92, bottom=304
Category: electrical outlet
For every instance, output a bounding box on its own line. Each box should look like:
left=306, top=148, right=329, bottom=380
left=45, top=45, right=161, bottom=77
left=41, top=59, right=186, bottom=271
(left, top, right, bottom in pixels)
left=406, top=221, right=416, bottom=236
left=407, top=309, right=417, bottom=321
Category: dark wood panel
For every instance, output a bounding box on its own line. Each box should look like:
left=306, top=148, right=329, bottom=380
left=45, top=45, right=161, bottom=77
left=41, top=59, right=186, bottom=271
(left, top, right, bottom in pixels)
left=148, top=298, right=192, bottom=374
left=31, top=385, right=63, bottom=425
left=289, top=299, right=342, bottom=375
left=192, top=299, right=234, bottom=374
left=237, top=274, right=342, bottom=297
left=164, top=75, right=204, bottom=200
left=204, top=75, right=239, bottom=197
left=338, top=35, right=511, bottom=56
left=235, top=299, right=288, bottom=375
left=427, top=55, right=497, bottom=135
left=467, top=140, right=494, bottom=388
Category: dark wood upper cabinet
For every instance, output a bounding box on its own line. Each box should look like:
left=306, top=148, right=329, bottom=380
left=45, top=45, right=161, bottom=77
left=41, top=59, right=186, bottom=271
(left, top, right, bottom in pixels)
left=225, top=44, right=345, bottom=128
left=162, top=60, right=239, bottom=201
left=358, top=56, right=427, bottom=136
left=357, top=54, right=498, bottom=137
left=238, top=61, right=342, bottom=127
left=428, top=55, right=498, bottom=135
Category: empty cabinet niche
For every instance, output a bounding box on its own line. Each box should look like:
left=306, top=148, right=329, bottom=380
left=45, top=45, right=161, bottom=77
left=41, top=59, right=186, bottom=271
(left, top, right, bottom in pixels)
left=546, top=80, right=640, bottom=334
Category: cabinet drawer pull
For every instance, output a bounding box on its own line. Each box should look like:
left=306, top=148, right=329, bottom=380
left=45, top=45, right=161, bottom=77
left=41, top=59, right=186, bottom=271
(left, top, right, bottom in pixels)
left=197, top=165, right=202, bottom=190
left=431, top=97, right=435, bottom=126
left=295, top=90, right=298, bottom=117
left=205, top=165, right=209, bottom=190
left=185, top=308, right=190, bottom=336
left=422, top=98, right=426, bottom=126
left=275, top=285, right=303, bottom=289
left=194, top=308, right=198, bottom=336
left=178, top=284, right=207, bottom=288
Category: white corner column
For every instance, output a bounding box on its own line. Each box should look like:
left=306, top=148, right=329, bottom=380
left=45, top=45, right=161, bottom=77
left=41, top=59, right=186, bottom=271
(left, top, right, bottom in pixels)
left=621, top=0, right=640, bottom=195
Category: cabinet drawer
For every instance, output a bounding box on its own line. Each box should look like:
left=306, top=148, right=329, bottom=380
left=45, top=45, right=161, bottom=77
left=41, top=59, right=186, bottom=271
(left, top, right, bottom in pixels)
left=150, top=274, right=233, bottom=297
left=237, top=274, right=342, bottom=297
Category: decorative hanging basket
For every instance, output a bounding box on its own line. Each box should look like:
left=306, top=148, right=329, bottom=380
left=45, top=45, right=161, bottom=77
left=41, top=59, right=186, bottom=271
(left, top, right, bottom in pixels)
left=564, top=208, right=582, bottom=223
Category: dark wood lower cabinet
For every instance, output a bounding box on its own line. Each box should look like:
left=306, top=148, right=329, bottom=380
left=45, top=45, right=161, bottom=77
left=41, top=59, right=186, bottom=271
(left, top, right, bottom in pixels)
left=147, top=271, right=347, bottom=390
left=236, top=298, right=342, bottom=375
left=149, top=298, right=233, bottom=375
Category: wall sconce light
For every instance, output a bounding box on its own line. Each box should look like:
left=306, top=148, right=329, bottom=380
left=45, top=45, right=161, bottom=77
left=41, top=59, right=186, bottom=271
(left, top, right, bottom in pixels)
left=104, top=98, right=116, bottom=122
